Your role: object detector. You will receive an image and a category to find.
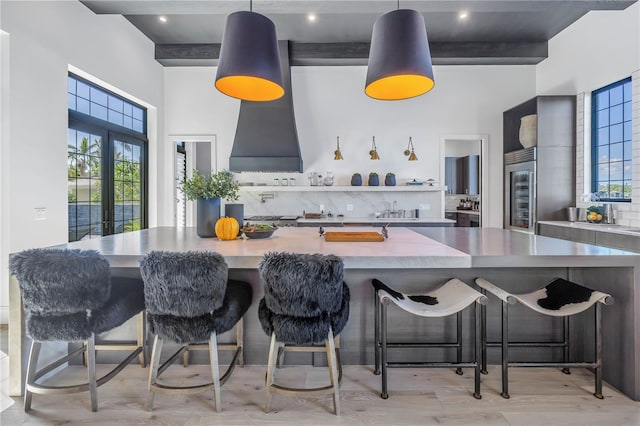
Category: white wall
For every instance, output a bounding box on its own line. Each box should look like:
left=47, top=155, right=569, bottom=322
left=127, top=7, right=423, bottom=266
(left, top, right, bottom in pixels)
left=164, top=65, right=536, bottom=227
left=537, top=2, right=640, bottom=227
left=0, top=0, right=164, bottom=322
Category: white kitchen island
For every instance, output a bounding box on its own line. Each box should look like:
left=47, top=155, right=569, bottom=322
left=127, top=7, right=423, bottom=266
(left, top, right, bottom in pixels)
left=9, top=227, right=640, bottom=401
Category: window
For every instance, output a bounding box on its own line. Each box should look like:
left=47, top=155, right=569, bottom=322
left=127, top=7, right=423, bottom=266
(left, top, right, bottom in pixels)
left=67, top=74, right=147, bottom=242
left=591, top=77, right=632, bottom=201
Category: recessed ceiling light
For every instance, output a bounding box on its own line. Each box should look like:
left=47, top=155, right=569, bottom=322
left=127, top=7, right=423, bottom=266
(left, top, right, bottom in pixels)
left=458, top=11, right=468, bottom=20
left=307, top=13, right=317, bottom=22
left=159, top=16, right=167, bottom=23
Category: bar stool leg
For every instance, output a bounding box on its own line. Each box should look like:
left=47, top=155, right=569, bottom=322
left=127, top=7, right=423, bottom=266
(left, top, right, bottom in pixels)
left=137, top=312, right=146, bottom=367
left=183, top=346, right=190, bottom=367
left=594, top=303, right=603, bottom=399
left=24, top=340, right=41, bottom=412
left=473, top=303, right=482, bottom=399
left=380, top=300, right=389, bottom=399
left=264, top=333, right=279, bottom=412
left=501, top=301, right=510, bottom=399
left=87, top=333, right=98, bottom=412
left=326, top=328, right=340, bottom=415
left=562, top=316, right=571, bottom=374
left=236, top=319, right=244, bottom=368
left=480, top=288, right=488, bottom=374
left=146, top=335, right=163, bottom=411
left=209, top=332, right=221, bottom=412
left=373, top=290, right=381, bottom=375
left=455, top=311, right=463, bottom=375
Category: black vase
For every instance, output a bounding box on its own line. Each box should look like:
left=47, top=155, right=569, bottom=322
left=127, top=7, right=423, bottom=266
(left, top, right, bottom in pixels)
left=224, top=203, right=244, bottom=229
left=368, top=174, right=379, bottom=186
left=196, top=197, right=221, bottom=238
left=351, top=174, right=362, bottom=186
left=385, top=175, right=396, bottom=186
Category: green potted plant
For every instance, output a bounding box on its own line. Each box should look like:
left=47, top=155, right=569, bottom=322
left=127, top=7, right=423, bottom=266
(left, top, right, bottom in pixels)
left=385, top=172, right=396, bottom=186
left=368, top=172, right=379, bottom=186
left=351, top=173, right=362, bottom=186
left=181, top=170, right=239, bottom=237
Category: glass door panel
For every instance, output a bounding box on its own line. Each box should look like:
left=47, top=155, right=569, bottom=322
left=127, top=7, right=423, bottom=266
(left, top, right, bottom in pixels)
left=111, top=134, right=144, bottom=235
left=510, top=170, right=531, bottom=229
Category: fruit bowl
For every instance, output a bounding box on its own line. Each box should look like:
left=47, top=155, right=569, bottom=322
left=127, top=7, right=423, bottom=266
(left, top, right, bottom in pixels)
left=241, top=224, right=276, bottom=239
left=586, top=206, right=604, bottom=223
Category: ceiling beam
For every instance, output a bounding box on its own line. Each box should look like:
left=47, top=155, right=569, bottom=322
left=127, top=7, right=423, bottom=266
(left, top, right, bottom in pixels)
left=155, top=41, right=547, bottom=66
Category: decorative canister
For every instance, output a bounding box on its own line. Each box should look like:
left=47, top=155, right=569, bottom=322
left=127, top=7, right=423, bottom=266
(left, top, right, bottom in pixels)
left=519, top=114, right=537, bottom=148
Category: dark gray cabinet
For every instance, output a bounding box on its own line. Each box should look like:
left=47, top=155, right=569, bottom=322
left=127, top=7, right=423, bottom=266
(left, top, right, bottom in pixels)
left=445, top=157, right=458, bottom=194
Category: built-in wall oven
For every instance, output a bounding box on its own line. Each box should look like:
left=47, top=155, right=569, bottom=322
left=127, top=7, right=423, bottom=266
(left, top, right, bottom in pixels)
left=504, top=148, right=536, bottom=233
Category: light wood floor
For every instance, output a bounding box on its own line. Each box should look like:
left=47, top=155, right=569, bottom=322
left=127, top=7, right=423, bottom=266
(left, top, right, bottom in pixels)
left=1, top=359, right=639, bottom=425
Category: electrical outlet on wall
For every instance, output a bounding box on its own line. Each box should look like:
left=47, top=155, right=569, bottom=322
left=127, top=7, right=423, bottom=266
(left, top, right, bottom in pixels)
left=34, top=207, right=47, bottom=221
left=346, top=204, right=354, bottom=211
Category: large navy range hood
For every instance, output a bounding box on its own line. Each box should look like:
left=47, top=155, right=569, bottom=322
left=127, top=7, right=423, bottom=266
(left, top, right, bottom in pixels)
left=229, top=41, right=303, bottom=172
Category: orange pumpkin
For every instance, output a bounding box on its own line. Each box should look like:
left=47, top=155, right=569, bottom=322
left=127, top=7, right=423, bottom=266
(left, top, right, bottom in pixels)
left=215, top=217, right=240, bottom=240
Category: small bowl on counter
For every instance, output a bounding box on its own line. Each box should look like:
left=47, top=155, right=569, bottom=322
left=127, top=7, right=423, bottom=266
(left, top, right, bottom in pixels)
left=241, top=224, right=276, bottom=239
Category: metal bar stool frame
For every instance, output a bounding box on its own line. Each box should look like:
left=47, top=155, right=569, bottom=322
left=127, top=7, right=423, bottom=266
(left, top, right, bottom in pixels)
left=372, top=278, right=488, bottom=400
left=475, top=277, right=614, bottom=399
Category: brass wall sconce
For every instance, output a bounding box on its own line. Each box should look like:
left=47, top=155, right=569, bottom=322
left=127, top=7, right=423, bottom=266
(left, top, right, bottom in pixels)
left=370, top=136, right=380, bottom=160
left=404, top=137, right=418, bottom=161
left=334, top=136, right=343, bottom=160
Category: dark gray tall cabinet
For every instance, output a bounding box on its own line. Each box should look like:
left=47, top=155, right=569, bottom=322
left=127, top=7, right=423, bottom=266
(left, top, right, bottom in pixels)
left=503, top=96, right=576, bottom=229
left=445, top=155, right=479, bottom=195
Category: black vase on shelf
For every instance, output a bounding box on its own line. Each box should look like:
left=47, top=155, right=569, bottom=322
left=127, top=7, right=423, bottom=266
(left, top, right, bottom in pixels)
left=368, top=174, right=379, bottom=186
left=385, top=174, right=396, bottom=186
left=351, top=174, right=362, bottom=186
left=196, top=197, right=221, bottom=238
left=224, top=203, right=244, bottom=230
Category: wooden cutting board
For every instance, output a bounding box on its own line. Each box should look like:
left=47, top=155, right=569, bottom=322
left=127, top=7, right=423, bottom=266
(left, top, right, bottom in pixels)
left=323, top=231, right=385, bottom=242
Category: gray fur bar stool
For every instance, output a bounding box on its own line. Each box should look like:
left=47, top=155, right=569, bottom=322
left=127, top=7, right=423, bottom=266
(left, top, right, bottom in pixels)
left=475, top=277, right=613, bottom=399
left=9, top=248, right=145, bottom=412
left=258, top=252, right=350, bottom=415
left=140, top=250, right=252, bottom=412
left=372, top=278, right=488, bottom=400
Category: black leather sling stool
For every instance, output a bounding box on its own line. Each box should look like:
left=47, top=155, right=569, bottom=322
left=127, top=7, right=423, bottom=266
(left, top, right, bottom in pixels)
left=140, top=251, right=252, bottom=412
left=372, top=278, right=488, bottom=400
left=258, top=252, right=350, bottom=415
left=475, top=277, right=613, bottom=399
left=9, top=248, right=145, bottom=412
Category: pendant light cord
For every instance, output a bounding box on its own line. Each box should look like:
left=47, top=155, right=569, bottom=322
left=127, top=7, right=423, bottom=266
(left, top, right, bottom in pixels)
left=397, top=0, right=399, bottom=10
left=250, top=0, right=253, bottom=12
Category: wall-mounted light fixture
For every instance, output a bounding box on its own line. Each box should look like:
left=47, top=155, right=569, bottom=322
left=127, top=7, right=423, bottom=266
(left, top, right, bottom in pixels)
left=215, top=0, right=284, bottom=102
left=365, top=2, right=435, bottom=100
left=334, top=136, right=344, bottom=160
left=370, top=136, right=380, bottom=160
left=404, top=137, right=418, bottom=161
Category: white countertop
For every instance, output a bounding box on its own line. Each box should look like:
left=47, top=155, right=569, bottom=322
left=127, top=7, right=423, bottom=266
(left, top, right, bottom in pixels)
left=49, top=226, right=640, bottom=270
left=538, top=221, right=640, bottom=236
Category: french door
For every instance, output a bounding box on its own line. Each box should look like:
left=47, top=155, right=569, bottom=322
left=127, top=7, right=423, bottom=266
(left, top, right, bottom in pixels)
left=68, top=116, right=147, bottom=241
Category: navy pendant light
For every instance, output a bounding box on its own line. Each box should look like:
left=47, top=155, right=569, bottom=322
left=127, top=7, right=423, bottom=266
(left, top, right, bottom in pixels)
left=215, top=2, right=284, bottom=102
left=365, top=7, right=435, bottom=100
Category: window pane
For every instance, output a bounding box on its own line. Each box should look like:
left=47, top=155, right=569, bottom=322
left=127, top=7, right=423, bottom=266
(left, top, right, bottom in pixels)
left=68, top=76, right=76, bottom=94
left=597, top=145, right=609, bottom=163
left=68, top=129, right=77, bottom=151
left=610, top=142, right=623, bottom=161
left=132, top=106, right=143, bottom=120
left=123, top=116, right=133, bottom=129
left=67, top=157, right=77, bottom=178
left=90, top=179, right=102, bottom=202
left=89, top=136, right=101, bottom=156
left=610, top=104, right=623, bottom=124
left=77, top=81, right=90, bottom=99
left=90, top=87, right=108, bottom=106
left=623, top=121, right=632, bottom=141
left=624, top=141, right=632, bottom=161
left=132, top=145, right=140, bottom=162
left=108, top=95, right=124, bottom=113
left=610, top=161, right=623, bottom=180
left=623, top=81, right=631, bottom=102
left=68, top=179, right=77, bottom=202
left=623, top=180, right=632, bottom=198
left=91, top=103, right=108, bottom=121
left=598, top=163, right=609, bottom=180
left=108, top=110, right=123, bottom=126
left=597, top=182, right=609, bottom=199
left=609, top=182, right=623, bottom=199
left=623, top=160, right=632, bottom=179
left=76, top=178, right=91, bottom=203
left=596, top=127, right=609, bottom=145
left=68, top=93, right=76, bottom=110
left=597, top=109, right=609, bottom=127
left=123, top=103, right=133, bottom=117
left=595, top=91, right=609, bottom=110
left=623, top=101, right=631, bottom=121
left=609, top=85, right=623, bottom=106
left=610, top=123, right=623, bottom=143
left=114, top=141, right=124, bottom=160
left=77, top=97, right=90, bottom=115
left=133, top=119, right=143, bottom=133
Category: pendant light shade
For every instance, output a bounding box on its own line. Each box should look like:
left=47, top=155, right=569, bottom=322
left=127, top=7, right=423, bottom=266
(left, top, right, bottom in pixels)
left=369, top=136, right=380, bottom=160
left=215, top=11, right=284, bottom=102
left=404, top=137, right=418, bottom=161
left=334, top=137, right=344, bottom=160
left=365, top=9, right=435, bottom=100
